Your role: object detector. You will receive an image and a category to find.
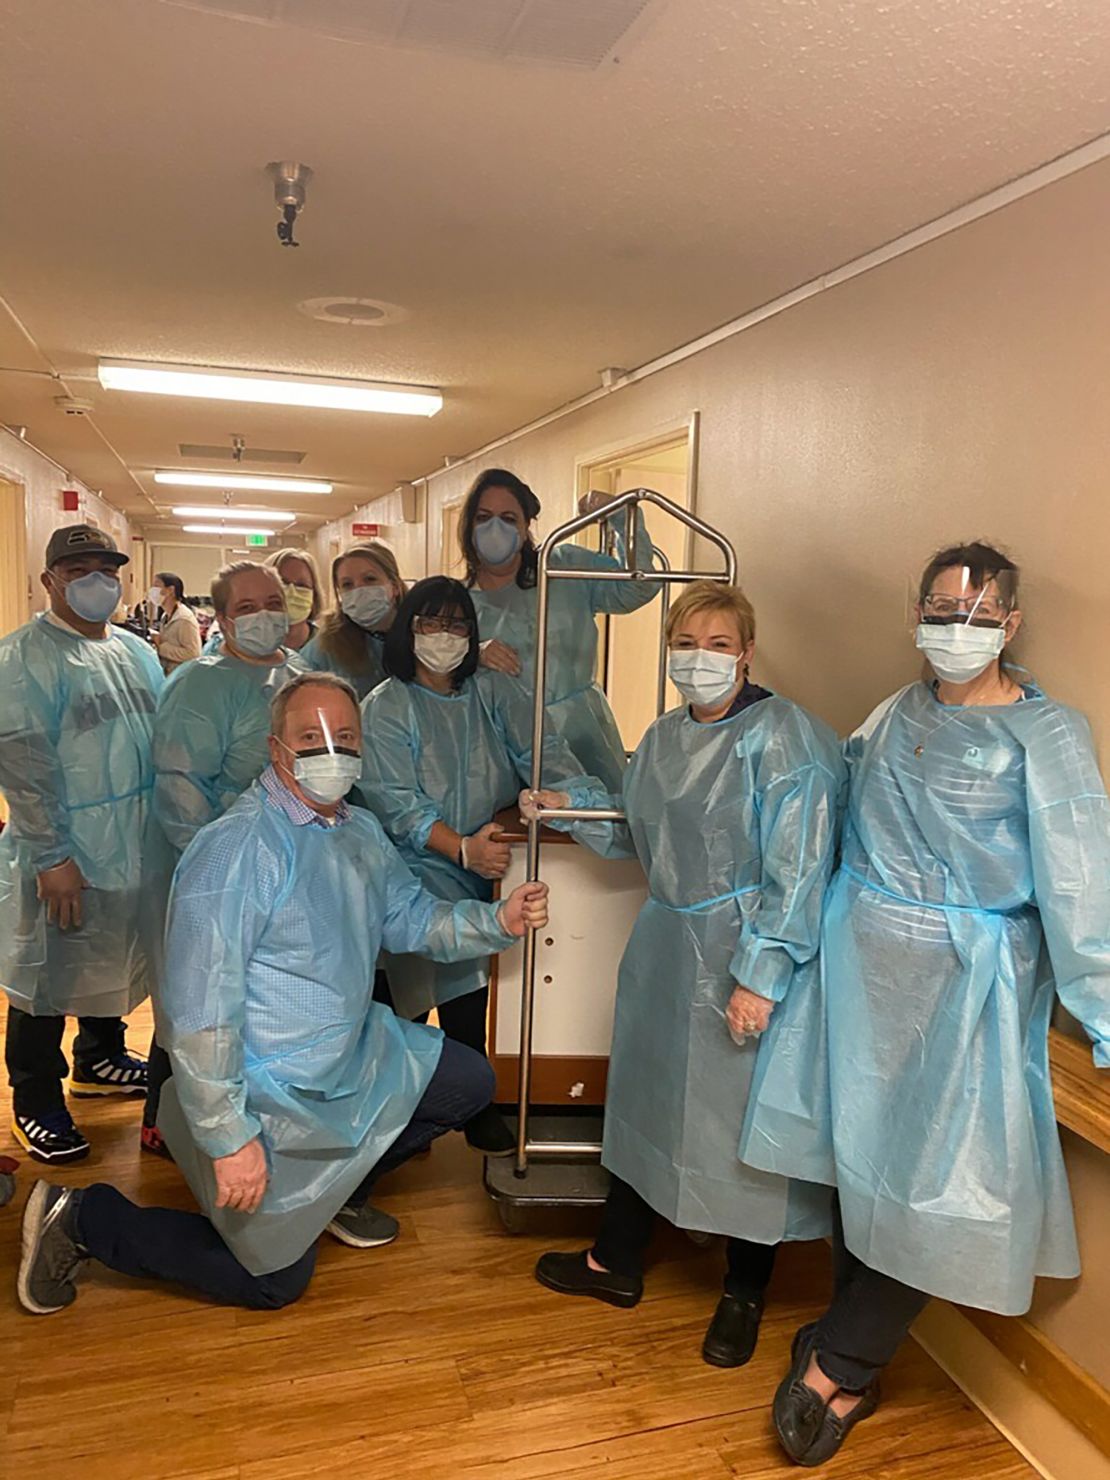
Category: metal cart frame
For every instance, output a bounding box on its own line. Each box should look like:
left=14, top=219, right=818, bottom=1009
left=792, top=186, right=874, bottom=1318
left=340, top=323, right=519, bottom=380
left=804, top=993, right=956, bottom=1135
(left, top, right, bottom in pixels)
left=485, top=487, right=736, bottom=1222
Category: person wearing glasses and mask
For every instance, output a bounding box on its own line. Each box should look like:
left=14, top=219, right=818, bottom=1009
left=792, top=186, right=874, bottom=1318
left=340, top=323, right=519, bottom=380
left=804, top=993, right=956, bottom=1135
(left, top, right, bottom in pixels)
left=18, top=673, right=550, bottom=1316
left=459, top=468, right=660, bottom=791
left=360, top=577, right=598, bottom=1156
left=148, top=571, right=201, bottom=674
left=302, top=541, right=405, bottom=700
left=0, top=526, right=162, bottom=1164
left=528, top=582, right=843, bottom=1367
left=140, top=561, right=306, bottom=1153
left=762, top=543, right=1110, bottom=1468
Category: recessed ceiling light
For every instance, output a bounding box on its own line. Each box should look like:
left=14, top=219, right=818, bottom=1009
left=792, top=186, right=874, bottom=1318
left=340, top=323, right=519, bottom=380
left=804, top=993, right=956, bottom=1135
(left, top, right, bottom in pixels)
left=170, top=506, right=297, bottom=523
left=154, top=470, right=333, bottom=493
left=182, top=523, right=277, bottom=536
left=297, top=296, right=408, bottom=327
left=100, top=360, right=442, bottom=416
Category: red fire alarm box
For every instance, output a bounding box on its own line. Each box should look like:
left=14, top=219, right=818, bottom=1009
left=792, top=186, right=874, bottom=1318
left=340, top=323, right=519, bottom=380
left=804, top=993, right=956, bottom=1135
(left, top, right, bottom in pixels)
left=62, top=489, right=81, bottom=512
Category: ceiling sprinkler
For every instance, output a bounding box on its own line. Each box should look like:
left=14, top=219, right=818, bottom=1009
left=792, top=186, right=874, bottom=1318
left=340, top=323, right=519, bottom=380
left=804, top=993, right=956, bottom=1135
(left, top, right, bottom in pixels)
left=266, top=162, right=313, bottom=248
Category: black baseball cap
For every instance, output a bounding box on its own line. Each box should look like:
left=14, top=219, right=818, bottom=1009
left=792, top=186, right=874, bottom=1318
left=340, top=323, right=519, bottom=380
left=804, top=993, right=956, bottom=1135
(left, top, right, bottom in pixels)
left=45, top=524, right=130, bottom=569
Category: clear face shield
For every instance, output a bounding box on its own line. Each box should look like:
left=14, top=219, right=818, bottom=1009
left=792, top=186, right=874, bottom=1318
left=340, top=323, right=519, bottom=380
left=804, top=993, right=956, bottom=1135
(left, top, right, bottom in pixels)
left=914, top=566, right=1018, bottom=684
left=279, top=705, right=362, bottom=805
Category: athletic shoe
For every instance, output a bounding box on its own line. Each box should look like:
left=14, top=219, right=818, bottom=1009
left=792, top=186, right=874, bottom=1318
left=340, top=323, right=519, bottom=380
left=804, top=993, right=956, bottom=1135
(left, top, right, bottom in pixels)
left=327, top=1203, right=400, bottom=1249
left=12, top=1110, right=90, bottom=1165
left=17, top=1182, right=87, bottom=1315
left=139, top=1124, right=172, bottom=1159
left=69, top=1051, right=148, bottom=1097
left=534, top=1249, right=643, bottom=1308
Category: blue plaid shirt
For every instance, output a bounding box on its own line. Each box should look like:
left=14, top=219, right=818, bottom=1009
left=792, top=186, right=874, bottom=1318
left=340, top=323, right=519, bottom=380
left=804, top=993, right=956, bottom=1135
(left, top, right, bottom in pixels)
left=259, top=764, right=352, bottom=829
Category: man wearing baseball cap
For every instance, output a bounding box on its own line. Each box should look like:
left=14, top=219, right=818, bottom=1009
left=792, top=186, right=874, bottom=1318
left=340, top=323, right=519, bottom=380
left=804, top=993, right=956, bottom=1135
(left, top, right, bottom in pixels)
left=0, top=524, right=163, bottom=1161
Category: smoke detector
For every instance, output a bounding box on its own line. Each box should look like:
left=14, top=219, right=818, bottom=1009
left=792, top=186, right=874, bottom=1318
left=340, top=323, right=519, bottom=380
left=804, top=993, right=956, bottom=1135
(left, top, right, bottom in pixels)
left=55, top=395, right=95, bottom=416
left=297, top=296, right=408, bottom=327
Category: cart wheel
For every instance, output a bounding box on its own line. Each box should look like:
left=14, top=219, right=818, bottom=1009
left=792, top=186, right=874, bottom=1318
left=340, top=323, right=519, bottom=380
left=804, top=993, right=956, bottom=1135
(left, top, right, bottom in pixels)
left=497, top=1203, right=528, bottom=1234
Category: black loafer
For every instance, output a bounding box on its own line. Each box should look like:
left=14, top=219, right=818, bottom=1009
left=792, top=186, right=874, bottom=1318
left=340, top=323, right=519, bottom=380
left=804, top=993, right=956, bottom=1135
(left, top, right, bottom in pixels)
left=702, top=1293, right=764, bottom=1367
left=795, top=1379, right=879, bottom=1467
left=534, top=1250, right=642, bottom=1308
left=463, top=1105, right=516, bottom=1157
left=773, top=1323, right=825, bottom=1462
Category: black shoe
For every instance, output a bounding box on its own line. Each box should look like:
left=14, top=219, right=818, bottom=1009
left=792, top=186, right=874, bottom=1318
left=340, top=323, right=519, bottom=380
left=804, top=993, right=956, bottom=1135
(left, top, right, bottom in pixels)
left=17, top=1182, right=87, bottom=1315
left=12, top=1110, right=90, bottom=1165
left=794, top=1380, right=880, bottom=1467
left=773, top=1323, right=825, bottom=1462
left=702, top=1293, right=764, bottom=1368
left=534, top=1249, right=643, bottom=1309
left=69, top=1050, right=148, bottom=1097
left=327, top=1203, right=400, bottom=1249
left=463, top=1105, right=516, bottom=1157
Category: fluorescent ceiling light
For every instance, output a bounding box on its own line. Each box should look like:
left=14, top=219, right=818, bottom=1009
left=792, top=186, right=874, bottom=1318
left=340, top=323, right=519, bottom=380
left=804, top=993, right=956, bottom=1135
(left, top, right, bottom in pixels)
left=182, top=524, right=277, bottom=536
left=100, top=360, right=442, bottom=417
left=154, top=470, right=334, bottom=493
left=170, top=506, right=296, bottom=523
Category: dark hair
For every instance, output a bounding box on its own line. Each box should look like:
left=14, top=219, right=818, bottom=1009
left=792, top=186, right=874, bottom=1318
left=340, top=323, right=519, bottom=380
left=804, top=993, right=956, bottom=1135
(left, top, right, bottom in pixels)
left=315, top=542, right=406, bottom=675
left=383, top=576, right=480, bottom=691
left=458, top=468, right=541, bottom=589
left=155, top=571, right=185, bottom=602
left=918, top=541, right=1020, bottom=608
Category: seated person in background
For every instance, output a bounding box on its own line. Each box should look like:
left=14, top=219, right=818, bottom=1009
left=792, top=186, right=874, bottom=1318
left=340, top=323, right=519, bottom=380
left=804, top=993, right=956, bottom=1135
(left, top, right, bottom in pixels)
left=148, top=571, right=201, bottom=674
left=18, top=673, right=549, bottom=1315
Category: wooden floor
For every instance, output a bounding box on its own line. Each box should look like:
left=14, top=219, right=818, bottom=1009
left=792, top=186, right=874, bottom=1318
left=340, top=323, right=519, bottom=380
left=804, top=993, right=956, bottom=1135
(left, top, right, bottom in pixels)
left=1, top=1007, right=1035, bottom=1480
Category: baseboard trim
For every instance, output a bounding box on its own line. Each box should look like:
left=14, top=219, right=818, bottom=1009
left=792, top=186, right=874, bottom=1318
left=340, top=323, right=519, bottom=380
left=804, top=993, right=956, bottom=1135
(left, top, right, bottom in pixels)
left=912, top=1303, right=1110, bottom=1480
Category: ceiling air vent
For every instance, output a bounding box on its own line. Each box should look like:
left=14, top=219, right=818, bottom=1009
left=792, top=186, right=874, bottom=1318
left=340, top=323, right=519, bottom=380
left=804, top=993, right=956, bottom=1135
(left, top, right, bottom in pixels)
left=152, top=1, right=660, bottom=68
left=178, top=443, right=306, bottom=464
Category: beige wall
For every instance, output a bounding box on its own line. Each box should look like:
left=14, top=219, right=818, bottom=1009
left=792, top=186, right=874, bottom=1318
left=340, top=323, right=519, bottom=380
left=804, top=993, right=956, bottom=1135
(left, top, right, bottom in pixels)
left=326, top=155, right=1110, bottom=1381
left=0, top=427, right=135, bottom=618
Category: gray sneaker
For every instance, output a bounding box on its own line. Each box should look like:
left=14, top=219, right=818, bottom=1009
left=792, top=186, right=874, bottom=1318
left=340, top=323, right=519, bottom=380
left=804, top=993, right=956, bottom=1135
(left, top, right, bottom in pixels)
left=327, top=1202, right=400, bottom=1249
left=18, top=1182, right=87, bottom=1315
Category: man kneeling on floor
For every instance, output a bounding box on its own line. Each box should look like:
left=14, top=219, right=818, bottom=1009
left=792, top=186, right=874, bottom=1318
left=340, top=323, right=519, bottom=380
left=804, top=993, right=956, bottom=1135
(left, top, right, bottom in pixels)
left=18, top=671, right=548, bottom=1314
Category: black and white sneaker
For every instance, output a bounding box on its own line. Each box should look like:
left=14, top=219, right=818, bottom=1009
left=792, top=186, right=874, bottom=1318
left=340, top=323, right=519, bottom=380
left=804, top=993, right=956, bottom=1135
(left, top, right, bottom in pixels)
left=69, top=1051, right=148, bottom=1097
left=12, top=1110, right=90, bottom=1165
left=327, top=1203, right=400, bottom=1249
left=18, top=1182, right=87, bottom=1315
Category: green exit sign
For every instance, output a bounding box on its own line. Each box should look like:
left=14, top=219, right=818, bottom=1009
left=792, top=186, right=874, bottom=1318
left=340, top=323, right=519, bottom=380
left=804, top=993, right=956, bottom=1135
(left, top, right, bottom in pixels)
left=247, top=533, right=268, bottom=547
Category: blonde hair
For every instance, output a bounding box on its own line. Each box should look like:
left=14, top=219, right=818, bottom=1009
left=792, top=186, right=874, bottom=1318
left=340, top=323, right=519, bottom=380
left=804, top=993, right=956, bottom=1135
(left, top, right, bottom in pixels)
left=315, top=540, right=409, bottom=674
left=265, top=547, right=323, bottom=621
left=665, top=581, right=756, bottom=649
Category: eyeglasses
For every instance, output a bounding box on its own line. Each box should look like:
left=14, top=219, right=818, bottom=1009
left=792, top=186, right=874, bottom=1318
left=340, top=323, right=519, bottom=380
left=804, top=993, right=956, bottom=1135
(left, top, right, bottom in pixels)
left=921, top=593, right=1010, bottom=622
left=412, top=616, right=473, bottom=637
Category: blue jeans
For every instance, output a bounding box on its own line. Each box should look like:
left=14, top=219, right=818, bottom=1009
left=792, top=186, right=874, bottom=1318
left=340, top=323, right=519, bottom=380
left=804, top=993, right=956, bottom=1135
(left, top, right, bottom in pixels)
left=77, top=1038, right=494, bottom=1310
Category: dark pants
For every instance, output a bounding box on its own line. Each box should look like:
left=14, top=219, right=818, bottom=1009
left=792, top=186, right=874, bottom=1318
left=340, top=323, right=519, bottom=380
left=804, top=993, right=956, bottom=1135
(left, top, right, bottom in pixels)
left=811, top=1197, right=931, bottom=1391
left=373, top=970, right=489, bottom=1063
left=142, top=1038, right=173, bottom=1129
left=76, top=1037, right=494, bottom=1310
left=5, top=1007, right=125, bottom=1117
left=593, top=1173, right=778, bottom=1302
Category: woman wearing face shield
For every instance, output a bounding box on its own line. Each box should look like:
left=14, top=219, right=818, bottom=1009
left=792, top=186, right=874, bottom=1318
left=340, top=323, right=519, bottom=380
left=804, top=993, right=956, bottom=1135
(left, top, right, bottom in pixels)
left=460, top=468, right=660, bottom=792
left=530, top=582, right=844, bottom=1369
left=759, top=542, right=1110, bottom=1468
left=301, top=542, right=406, bottom=700
left=359, top=577, right=597, bottom=1157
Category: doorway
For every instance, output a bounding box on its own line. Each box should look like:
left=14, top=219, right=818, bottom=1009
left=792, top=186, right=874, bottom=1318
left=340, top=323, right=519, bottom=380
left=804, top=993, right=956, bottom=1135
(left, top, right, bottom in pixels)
left=440, top=500, right=465, bottom=579
left=575, top=419, right=697, bottom=751
left=0, top=477, right=29, bottom=641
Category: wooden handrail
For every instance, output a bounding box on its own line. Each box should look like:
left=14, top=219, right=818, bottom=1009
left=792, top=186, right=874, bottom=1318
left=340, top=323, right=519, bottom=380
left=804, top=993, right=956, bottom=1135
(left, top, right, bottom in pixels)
left=1049, top=1027, right=1110, bottom=1155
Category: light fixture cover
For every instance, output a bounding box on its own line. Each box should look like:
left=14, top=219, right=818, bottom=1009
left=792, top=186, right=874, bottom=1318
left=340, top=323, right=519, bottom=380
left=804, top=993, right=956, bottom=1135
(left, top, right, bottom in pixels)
left=182, top=523, right=278, bottom=536
left=101, top=360, right=442, bottom=417
left=170, top=505, right=297, bottom=522
left=154, top=470, right=333, bottom=493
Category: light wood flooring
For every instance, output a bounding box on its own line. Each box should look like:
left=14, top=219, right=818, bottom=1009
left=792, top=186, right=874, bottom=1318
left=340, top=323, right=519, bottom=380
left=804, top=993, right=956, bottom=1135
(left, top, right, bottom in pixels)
left=0, top=1006, right=1036, bottom=1479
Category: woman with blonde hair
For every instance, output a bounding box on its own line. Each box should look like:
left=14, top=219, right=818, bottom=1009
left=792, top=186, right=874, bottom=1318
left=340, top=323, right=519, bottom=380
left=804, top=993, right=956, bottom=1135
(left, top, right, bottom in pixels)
left=264, top=547, right=323, bottom=652
left=302, top=541, right=406, bottom=700
left=530, top=580, right=843, bottom=1369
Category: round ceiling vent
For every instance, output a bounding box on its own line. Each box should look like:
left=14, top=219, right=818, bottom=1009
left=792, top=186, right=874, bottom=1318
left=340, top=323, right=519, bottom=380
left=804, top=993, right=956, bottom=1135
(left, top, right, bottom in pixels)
left=297, top=296, right=408, bottom=327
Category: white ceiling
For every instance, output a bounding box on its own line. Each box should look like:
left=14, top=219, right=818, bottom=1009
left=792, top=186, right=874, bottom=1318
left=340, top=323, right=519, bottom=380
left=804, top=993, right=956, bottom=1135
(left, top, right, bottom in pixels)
left=1, top=0, right=1108, bottom=541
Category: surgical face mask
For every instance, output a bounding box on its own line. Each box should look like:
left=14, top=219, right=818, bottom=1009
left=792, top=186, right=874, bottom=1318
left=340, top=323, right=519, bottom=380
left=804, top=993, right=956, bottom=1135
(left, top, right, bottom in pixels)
left=230, top=609, right=289, bottom=657
left=283, top=583, right=315, bottom=623
left=414, top=631, right=470, bottom=674
left=340, top=584, right=394, bottom=631
left=58, top=570, right=123, bottom=623
left=473, top=516, right=522, bottom=567
left=914, top=621, right=1006, bottom=684
left=147, top=586, right=163, bottom=608
left=668, top=647, right=740, bottom=707
left=280, top=743, right=362, bottom=805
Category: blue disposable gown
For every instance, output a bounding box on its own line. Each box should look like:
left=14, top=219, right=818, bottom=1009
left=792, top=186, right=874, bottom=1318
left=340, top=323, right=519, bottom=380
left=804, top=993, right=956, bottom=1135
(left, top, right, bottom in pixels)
left=155, top=781, right=517, bottom=1275
left=469, top=515, right=659, bottom=791
left=0, top=616, right=163, bottom=1016
left=563, top=694, right=844, bottom=1240
left=757, top=680, right=1110, bottom=1315
left=301, top=629, right=386, bottom=702
left=143, top=649, right=306, bottom=988
left=360, top=670, right=595, bottom=1018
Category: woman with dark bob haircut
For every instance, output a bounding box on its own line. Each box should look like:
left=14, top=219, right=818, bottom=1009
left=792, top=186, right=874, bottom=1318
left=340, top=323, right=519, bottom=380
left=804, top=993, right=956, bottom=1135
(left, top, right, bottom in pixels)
left=362, top=577, right=596, bottom=1155
left=459, top=467, right=660, bottom=791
